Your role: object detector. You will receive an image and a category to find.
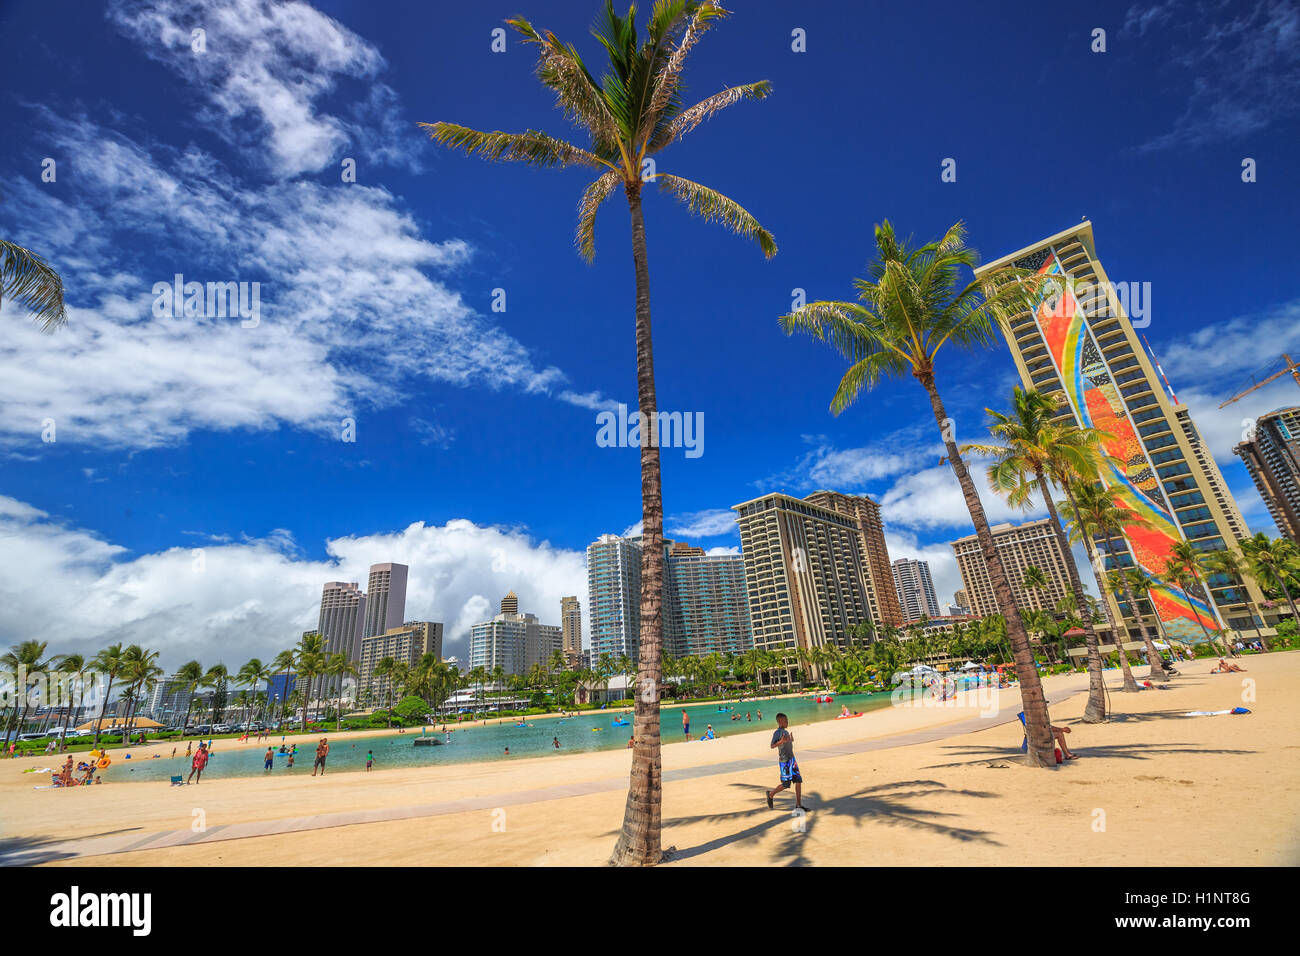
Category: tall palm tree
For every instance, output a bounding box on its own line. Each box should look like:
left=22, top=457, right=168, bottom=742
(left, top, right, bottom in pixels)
left=779, top=220, right=1058, bottom=766
left=1021, top=565, right=1050, bottom=613
left=173, top=660, right=205, bottom=739
left=122, top=648, right=162, bottom=738
left=237, top=658, right=273, bottom=724
left=961, top=386, right=1123, bottom=716
left=1, top=640, right=53, bottom=751
left=425, top=1, right=776, bottom=866
left=270, top=648, right=296, bottom=720
left=1239, top=533, right=1299, bottom=629
left=1, top=238, right=66, bottom=330
left=1203, top=546, right=1268, bottom=650
left=53, top=653, right=86, bottom=746
left=88, top=643, right=128, bottom=748
left=374, top=656, right=397, bottom=725
left=1167, top=539, right=1230, bottom=655
left=326, top=654, right=358, bottom=730
left=203, top=663, right=230, bottom=726
left=1058, top=482, right=1153, bottom=690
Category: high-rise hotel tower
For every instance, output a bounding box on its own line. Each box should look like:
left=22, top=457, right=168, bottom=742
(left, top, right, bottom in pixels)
left=979, top=222, right=1273, bottom=640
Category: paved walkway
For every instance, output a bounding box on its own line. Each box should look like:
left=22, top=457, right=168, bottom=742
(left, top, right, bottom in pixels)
left=1, top=692, right=1079, bottom=865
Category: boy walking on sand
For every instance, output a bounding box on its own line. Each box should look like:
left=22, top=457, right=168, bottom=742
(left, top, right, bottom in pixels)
left=766, top=713, right=805, bottom=811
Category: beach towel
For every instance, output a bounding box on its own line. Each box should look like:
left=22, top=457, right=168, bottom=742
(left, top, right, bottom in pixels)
left=1183, top=708, right=1251, bottom=716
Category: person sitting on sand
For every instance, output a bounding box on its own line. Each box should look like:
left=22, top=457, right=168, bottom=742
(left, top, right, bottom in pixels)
left=1212, top=658, right=1246, bottom=673
left=1051, top=725, right=1078, bottom=760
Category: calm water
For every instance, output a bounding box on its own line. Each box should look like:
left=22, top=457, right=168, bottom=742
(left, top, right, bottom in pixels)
left=105, top=693, right=893, bottom=783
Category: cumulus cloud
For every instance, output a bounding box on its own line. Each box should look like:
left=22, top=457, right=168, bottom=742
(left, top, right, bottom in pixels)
left=0, top=495, right=587, bottom=671
left=666, top=508, right=738, bottom=539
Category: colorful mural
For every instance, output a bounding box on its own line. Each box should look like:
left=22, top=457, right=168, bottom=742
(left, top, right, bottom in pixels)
left=1023, top=249, right=1220, bottom=642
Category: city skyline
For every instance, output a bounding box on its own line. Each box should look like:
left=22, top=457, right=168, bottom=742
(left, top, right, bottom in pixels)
left=1, top=0, right=1297, bottom=672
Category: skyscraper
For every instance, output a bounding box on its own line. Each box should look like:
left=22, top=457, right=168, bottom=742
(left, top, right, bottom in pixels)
left=363, top=563, right=408, bottom=645
left=318, top=582, right=366, bottom=663
left=804, top=490, right=904, bottom=628
left=359, top=621, right=443, bottom=704
left=663, top=543, right=753, bottom=657
left=586, top=533, right=754, bottom=664
left=1234, top=406, right=1300, bottom=542
left=980, top=221, right=1275, bottom=639
left=587, top=534, right=643, bottom=665
left=892, top=558, right=940, bottom=621
left=951, top=519, right=1074, bottom=618
left=560, top=596, right=583, bottom=667
left=732, top=493, right=876, bottom=679
left=469, top=594, right=562, bottom=676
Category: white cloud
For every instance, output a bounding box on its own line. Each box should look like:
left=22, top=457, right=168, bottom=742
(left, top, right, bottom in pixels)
left=877, top=463, right=1043, bottom=531
left=0, top=495, right=587, bottom=671
left=667, top=508, right=737, bottom=539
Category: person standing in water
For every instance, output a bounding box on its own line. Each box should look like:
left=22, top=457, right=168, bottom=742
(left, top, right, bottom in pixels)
left=765, top=713, right=805, bottom=811
left=682, top=709, right=691, bottom=740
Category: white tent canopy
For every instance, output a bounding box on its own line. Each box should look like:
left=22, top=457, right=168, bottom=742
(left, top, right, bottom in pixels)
left=959, top=661, right=981, bottom=670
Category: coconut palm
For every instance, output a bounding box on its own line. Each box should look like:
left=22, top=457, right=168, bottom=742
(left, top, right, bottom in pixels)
left=270, top=648, right=296, bottom=719
left=51, top=653, right=86, bottom=746
left=1239, top=533, right=1299, bottom=628
left=1165, top=539, right=1232, bottom=654
left=425, top=0, right=776, bottom=865
left=326, top=654, right=358, bottom=730
left=172, top=660, right=205, bottom=739
left=237, top=658, right=273, bottom=724
left=1, top=237, right=66, bottom=330
left=1202, top=546, right=1268, bottom=650
left=1, top=640, right=53, bottom=751
left=961, top=386, right=1124, bottom=716
left=87, top=643, right=130, bottom=747
left=779, top=220, right=1058, bottom=765
left=1058, top=482, right=1156, bottom=690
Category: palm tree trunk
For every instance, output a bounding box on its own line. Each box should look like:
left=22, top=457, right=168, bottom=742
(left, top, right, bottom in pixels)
left=1098, top=539, right=1142, bottom=692
left=1045, top=475, right=1107, bottom=720
left=92, top=674, right=115, bottom=749
left=920, top=374, right=1055, bottom=767
left=611, top=183, right=665, bottom=864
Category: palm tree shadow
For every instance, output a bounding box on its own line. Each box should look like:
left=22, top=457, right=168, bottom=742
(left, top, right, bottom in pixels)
left=925, top=741, right=1254, bottom=768
left=659, top=778, right=1004, bottom=865
left=0, top=827, right=143, bottom=866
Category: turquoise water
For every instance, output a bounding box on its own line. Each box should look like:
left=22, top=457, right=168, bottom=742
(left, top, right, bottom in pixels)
left=104, top=693, right=891, bottom=783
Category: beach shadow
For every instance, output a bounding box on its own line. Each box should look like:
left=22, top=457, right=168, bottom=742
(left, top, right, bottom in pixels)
left=660, top=777, right=1004, bottom=865
left=0, top=826, right=144, bottom=866
left=925, top=741, right=1254, bottom=768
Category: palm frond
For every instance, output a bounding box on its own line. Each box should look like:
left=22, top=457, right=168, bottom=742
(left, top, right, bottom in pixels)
left=650, top=80, right=771, bottom=152
left=655, top=173, right=775, bottom=257
left=576, top=170, right=624, bottom=262
left=420, top=123, right=614, bottom=171
left=0, top=238, right=67, bottom=331
left=638, top=1, right=728, bottom=148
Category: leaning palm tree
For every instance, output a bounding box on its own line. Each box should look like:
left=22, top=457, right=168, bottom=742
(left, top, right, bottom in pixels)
left=1202, top=546, right=1268, bottom=650
left=424, top=0, right=776, bottom=865
left=1168, top=539, right=1231, bottom=655
left=1058, top=482, right=1155, bottom=690
left=961, top=386, right=1124, bottom=717
left=779, top=220, right=1058, bottom=766
left=1, top=238, right=66, bottom=330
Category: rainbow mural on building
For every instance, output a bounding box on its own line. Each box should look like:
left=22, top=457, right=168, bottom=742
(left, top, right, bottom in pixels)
left=1024, top=250, right=1220, bottom=642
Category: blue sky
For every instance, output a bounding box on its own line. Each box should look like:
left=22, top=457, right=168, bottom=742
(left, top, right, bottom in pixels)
left=1, top=0, right=1297, bottom=669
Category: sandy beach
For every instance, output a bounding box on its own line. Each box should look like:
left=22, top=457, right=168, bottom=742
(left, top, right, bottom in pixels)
left=2, top=653, right=1295, bottom=867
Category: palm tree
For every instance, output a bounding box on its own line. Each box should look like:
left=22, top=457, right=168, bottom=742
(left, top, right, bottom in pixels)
left=1239, top=533, right=1299, bottom=628
left=1, top=237, right=66, bottom=330
left=1058, top=483, right=1154, bottom=690
left=425, top=0, right=776, bottom=866
left=295, top=632, right=325, bottom=729
left=1021, top=565, right=1050, bottom=613
left=780, top=220, right=1058, bottom=766
left=1202, top=546, right=1268, bottom=650
left=52, top=653, right=86, bottom=746
left=237, top=658, right=273, bottom=724
left=374, top=656, right=397, bottom=724
left=270, top=648, right=296, bottom=721
left=1166, top=539, right=1231, bottom=655
left=88, top=643, right=128, bottom=748
left=961, top=386, right=1122, bottom=717
left=172, top=661, right=205, bottom=739
left=326, top=654, right=358, bottom=730
left=1, top=640, right=53, bottom=751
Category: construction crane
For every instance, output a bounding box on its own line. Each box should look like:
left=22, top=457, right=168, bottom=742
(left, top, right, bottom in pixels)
left=1218, top=353, right=1300, bottom=408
